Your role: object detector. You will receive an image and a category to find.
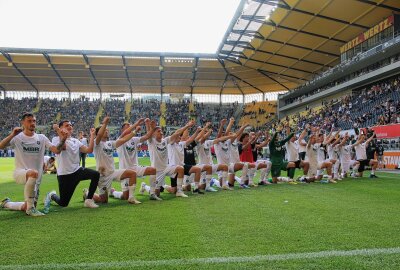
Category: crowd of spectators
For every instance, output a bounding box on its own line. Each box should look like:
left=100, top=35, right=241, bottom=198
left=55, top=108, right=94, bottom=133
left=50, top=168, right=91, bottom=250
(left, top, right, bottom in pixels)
left=129, top=99, right=161, bottom=123
left=239, top=101, right=277, bottom=129
left=0, top=97, right=37, bottom=138
left=165, top=100, right=190, bottom=127
left=193, top=102, right=238, bottom=129
left=284, top=53, right=400, bottom=106
left=282, top=75, right=400, bottom=132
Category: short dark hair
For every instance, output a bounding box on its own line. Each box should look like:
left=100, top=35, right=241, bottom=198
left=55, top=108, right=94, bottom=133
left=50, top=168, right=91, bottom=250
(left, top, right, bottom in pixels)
left=21, top=112, right=34, bottom=120
left=58, top=120, right=71, bottom=128
left=121, top=122, right=130, bottom=130
left=239, top=132, right=249, bottom=142
left=49, top=157, right=55, bottom=161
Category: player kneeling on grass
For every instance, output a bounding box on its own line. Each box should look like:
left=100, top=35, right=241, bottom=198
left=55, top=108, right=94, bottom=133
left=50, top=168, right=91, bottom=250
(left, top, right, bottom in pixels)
left=85, top=116, right=141, bottom=204
left=145, top=119, right=189, bottom=199
left=44, top=121, right=99, bottom=212
left=352, top=132, right=378, bottom=178
left=0, top=112, right=67, bottom=217
left=300, top=127, right=335, bottom=183
left=113, top=118, right=158, bottom=200
left=269, top=126, right=297, bottom=184
left=44, top=156, right=57, bottom=174
left=338, top=133, right=360, bottom=178
left=284, top=127, right=310, bottom=183
left=195, top=124, right=229, bottom=192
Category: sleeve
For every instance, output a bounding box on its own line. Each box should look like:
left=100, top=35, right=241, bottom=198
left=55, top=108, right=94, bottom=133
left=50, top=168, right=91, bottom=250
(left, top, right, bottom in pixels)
left=133, top=137, right=141, bottom=145
left=164, top=136, right=170, bottom=144
left=111, top=140, right=117, bottom=149
left=51, top=136, right=60, bottom=145
left=147, top=136, right=153, bottom=145
left=42, top=135, right=53, bottom=149
left=77, top=139, right=83, bottom=148
left=9, top=136, right=16, bottom=148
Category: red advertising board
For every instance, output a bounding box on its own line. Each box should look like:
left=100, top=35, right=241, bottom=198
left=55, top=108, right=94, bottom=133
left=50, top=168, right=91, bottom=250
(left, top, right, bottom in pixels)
left=382, top=151, right=400, bottom=169
left=371, top=124, right=400, bottom=139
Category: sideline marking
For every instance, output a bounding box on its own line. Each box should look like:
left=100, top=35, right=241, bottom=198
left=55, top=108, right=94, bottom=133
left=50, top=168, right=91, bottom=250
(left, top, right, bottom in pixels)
left=1, top=247, right=399, bottom=269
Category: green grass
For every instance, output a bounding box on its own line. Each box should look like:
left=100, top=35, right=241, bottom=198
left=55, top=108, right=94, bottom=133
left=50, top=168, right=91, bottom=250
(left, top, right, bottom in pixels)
left=1, top=157, right=400, bottom=269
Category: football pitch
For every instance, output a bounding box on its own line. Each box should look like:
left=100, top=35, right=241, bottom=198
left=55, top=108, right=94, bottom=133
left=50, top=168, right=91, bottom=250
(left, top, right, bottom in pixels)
left=1, top=157, right=400, bottom=270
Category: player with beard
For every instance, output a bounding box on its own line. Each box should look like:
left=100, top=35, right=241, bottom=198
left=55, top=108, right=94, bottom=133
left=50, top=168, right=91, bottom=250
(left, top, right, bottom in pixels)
left=0, top=112, right=67, bottom=216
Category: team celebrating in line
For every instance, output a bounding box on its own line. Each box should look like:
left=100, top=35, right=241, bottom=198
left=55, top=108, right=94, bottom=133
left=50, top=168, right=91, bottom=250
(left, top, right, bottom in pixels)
left=0, top=112, right=378, bottom=216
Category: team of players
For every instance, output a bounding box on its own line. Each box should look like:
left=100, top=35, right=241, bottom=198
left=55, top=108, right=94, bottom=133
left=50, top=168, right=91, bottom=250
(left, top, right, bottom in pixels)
left=0, top=113, right=378, bottom=216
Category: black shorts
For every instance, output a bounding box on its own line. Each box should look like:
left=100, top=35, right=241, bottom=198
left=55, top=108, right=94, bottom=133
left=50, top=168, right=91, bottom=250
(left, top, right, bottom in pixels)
left=294, top=160, right=301, bottom=169
left=170, top=164, right=194, bottom=186
left=299, top=152, right=306, bottom=161
left=358, top=159, right=371, bottom=172
left=183, top=164, right=193, bottom=176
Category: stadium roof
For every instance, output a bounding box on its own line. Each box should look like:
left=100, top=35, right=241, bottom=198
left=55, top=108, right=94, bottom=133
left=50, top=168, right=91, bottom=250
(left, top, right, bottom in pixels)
left=1, top=0, right=399, bottom=96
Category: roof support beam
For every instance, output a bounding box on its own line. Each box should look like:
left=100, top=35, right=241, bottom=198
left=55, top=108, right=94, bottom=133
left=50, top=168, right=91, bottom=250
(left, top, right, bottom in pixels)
left=219, top=59, right=264, bottom=94
left=224, top=57, right=307, bottom=82
left=0, top=51, right=39, bottom=96
left=43, top=53, right=71, bottom=98
left=275, top=1, right=370, bottom=30
left=230, top=54, right=315, bottom=75
left=190, top=57, right=199, bottom=101
left=231, top=29, right=265, bottom=39
left=220, top=74, right=229, bottom=96
left=160, top=56, right=164, bottom=100
left=355, top=0, right=400, bottom=12
left=122, top=56, right=134, bottom=98
left=263, top=20, right=347, bottom=43
left=219, top=0, right=264, bottom=56
left=82, top=54, right=102, bottom=97
left=251, top=47, right=331, bottom=67
left=258, top=69, right=290, bottom=91
left=230, top=76, right=245, bottom=104
left=249, top=36, right=340, bottom=57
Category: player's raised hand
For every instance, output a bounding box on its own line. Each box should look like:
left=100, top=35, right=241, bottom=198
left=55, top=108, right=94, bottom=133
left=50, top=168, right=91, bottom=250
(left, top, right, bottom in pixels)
left=102, top=116, right=110, bottom=125
left=187, top=120, right=195, bottom=127
left=53, top=123, right=60, bottom=132
left=135, top=118, right=145, bottom=126
left=12, top=127, right=23, bottom=136
left=90, top=128, right=96, bottom=137
left=150, top=120, right=157, bottom=129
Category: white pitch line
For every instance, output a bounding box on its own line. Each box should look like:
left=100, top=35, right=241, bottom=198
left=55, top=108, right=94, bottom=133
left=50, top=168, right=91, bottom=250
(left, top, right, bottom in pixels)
left=1, top=247, right=399, bottom=270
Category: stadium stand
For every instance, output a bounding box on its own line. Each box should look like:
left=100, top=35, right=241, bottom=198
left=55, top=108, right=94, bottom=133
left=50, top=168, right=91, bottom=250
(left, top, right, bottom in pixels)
left=239, top=101, right=277, bottom=129
left=281, top=75, right=400, bottom=131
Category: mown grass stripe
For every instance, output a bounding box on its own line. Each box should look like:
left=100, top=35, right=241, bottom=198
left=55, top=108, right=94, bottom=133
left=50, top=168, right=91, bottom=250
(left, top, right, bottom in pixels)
left=1, top=247, right=399, bottom=270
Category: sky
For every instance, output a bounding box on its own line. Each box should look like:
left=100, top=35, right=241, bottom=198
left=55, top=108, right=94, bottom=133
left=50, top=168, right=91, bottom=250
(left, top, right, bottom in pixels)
left=0, top=0, right=241, bottom=54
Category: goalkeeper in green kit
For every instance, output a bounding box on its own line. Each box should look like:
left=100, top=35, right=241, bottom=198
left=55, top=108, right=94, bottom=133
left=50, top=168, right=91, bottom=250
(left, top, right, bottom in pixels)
left=269, top=126, right=297, bottom=184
